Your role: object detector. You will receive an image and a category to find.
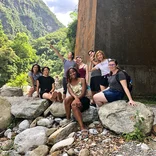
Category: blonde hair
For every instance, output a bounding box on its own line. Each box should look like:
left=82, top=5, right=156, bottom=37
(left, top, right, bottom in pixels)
left=95, top=50, right=106, bottom=60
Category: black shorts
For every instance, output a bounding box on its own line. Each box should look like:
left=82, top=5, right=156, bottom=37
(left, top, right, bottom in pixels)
left=90, top=76, right=101, bottom=92
left=40, top=90, right=49, bottom=98
left=80, top=97, right=90, bottom=112
left=100, top=75, right=109, bottom=87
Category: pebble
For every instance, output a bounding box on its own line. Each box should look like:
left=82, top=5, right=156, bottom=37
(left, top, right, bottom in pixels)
left=89, top=129, right=98, bottom=135
left=101, top=129, right=108, bottom=135
left=141, top=143, right=150, bottom=151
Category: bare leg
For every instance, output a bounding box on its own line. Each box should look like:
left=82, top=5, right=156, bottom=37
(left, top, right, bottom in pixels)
left=64, top=96, right=74, bottom=119
left=42, top=92, right=57, bottom=101
left=28, top=87, right=35, bottom=97
left=71, top=104, right=85, bottom=130
left=100, top=85, right=107, bottom=91
left=93, top=92, right=108, bottom=107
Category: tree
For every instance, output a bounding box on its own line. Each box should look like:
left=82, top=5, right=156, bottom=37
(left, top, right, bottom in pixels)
left=67, top=12, right=78, bottom=51
left=0, top=46, right=19, bottom=87
left=11, top=32, right=37, bottom=73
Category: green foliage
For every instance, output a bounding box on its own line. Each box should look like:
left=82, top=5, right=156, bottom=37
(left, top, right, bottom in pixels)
left=0, top=0, right=63, bottom=39
left=7, top=73, right=28, bottom=88
left=11, top=32, right=38, bottom=73
left=67, top=12, right=78, bottom=51
left=123, top=110, right=145, bottom=142
left=0, top=46, right=19, bottom=87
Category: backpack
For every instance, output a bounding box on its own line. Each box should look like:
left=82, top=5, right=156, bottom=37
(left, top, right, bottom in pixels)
left=116, top=70, right=133, bottom=93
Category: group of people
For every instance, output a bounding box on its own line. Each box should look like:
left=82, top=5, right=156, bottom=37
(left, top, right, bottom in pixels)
left=28, top=45, right=135, bottom=138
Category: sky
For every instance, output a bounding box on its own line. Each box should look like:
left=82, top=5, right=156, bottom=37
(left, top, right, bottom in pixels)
left=42, top=0, right=79, bottom=26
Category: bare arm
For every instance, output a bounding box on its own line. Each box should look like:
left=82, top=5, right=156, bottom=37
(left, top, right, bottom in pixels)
left=50, top=44, right=64, bottom=61
left=36, top=80, right=39, bottom=97
left=50, top=83, right=55, bottom=93
left=85, top=64, right=89, bottom=85
left=28, top=75, right=35, bottom=87
left=120, top=80, right=135, bottom=106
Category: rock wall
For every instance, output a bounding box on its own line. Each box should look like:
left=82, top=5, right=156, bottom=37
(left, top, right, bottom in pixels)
left=75, top=0, right=156, bottom=96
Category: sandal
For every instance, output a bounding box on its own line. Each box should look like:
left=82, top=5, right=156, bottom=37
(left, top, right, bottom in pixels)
left=81, top=129, right=89, bottom=140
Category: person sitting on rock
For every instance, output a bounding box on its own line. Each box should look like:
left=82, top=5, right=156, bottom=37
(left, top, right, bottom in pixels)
left=93, top=59, right=135, bottom=106
left=64, top=67, right=90, bottom=138
left=36, top=66, right=63, bottom=103
left=28, top=64, right=42, bottom=97
left=91, top=50, right=110, bottom=91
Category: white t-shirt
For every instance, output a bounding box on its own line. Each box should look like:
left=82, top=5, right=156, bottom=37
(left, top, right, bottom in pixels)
left=95, top=59, right=110, bottom=76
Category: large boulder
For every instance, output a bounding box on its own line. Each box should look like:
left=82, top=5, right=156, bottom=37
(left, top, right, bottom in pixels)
left=11, top=98, right=50, bottom=119
left=0, top=86, right=23, bottom=97
left=48, top=101, right=66, bottom=117
left=0, top=97, right=12, bottom=130
left=14, top=126, right=48, bottom=154
left=98, top=100, right=154, bottom=135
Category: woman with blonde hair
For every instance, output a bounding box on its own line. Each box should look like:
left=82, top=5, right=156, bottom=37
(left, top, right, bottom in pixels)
left=91, top=50, right=110, bottom=91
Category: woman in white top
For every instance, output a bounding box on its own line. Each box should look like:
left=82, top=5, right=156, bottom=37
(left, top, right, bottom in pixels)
left=91, top=50, right=110, bottom=91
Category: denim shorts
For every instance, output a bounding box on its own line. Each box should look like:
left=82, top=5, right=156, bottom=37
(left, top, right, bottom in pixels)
left=103, top=89, right=124, bottom=102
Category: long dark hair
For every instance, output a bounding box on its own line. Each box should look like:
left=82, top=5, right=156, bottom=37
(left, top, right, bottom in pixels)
left=31, top=64, right=41, bottom=73
left=66, top=67, right=80, bottom=83
left=71, top=52, right=74, bottom=60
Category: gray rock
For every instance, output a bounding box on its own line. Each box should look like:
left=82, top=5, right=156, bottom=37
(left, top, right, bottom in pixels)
left=98, top=100, right=154, bottom=134
left=11, top=98, right=49, bottom=119
left=14, top=126, right=48, bottom=154
left=1, top=140, right=13, bottom=150
left=18, top=120, right=30, bottom=131
left=0, top=86, right=23, bottom=97
left=50, top=137, right=74, bottom=152
left=0, top=97, right=12, bottom=130
left=26, top=145, right=49, bottom=156
left=78, top=148, right=90, bottom=156
left=46, top=128, right=57, bottom=137
left=37, top=118, right=52, bottom=127
left=48, top=122, right=77, bottom=145
left=49, top=101, right=66, bottom=117
left=82, top=106, right=98, bottom=123
left=67, top=148, right=75, bottom=156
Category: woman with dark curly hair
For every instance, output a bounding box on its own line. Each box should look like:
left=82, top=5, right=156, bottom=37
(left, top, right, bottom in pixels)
left=64, top=67, right=90, bottom=138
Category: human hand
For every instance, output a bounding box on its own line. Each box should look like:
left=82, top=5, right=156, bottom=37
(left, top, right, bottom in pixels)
left=128, top=100, right=136, bottom=106
left=72, top=98, right=82, bottom=107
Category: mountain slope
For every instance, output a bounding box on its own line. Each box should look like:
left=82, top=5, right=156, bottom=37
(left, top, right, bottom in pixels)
left=0, top=0, right=63, bottom=38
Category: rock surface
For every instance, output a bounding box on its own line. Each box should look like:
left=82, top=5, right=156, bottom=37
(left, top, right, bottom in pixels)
left=48, top=122, right=77, bottom=145
left=11, top=98, right=50, bottom=118
left=0, top=97, right=12, bottom=130
left=14, top=126, right=48, bottom=154
left=0, top=86, right=23, bottom=97
left=48, top=101, right=66, bottom=117
left=82, top=106, right=98, bottom=122
left=98, top=100, right=154, bottom=134
left=50, top=137, right=74, bottom=152
left=26, top=145, right=49, bottom=156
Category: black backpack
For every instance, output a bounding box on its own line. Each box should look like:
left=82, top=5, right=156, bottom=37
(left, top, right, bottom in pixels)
left=116, top=70, right=133, bottom=93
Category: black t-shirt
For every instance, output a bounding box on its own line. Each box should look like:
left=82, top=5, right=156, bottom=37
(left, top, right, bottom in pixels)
left=38, top=76, right=55, bottom=92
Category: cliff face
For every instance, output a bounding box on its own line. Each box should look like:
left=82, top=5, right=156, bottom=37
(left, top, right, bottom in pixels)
left=0, top=0, right=63, bottom=38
